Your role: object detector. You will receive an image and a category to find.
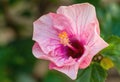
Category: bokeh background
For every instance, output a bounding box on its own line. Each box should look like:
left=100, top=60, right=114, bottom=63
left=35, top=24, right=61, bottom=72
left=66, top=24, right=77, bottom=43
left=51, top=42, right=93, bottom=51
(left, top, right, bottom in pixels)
left=0, top=0, right=120, bottom=82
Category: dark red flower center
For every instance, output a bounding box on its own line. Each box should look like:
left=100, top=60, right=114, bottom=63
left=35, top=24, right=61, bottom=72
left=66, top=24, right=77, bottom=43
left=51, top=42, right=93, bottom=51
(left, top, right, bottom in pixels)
left=64, top=39, right=84, bottom=58
left=58, top=31, right=84, bottom=58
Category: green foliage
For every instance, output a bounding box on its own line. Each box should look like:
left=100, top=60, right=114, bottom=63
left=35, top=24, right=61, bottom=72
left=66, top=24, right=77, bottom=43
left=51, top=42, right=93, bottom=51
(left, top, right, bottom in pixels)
left=101, top=36, right=120, bottom=73
left=98, top=3, right=120, bottom=38
left=73, top=0, right=101, bottom=7
left=43, top=71, right=73, bottom=82
left=76, top=63, right=107, bottom=82
left=0, top=38, right=35, bottom=82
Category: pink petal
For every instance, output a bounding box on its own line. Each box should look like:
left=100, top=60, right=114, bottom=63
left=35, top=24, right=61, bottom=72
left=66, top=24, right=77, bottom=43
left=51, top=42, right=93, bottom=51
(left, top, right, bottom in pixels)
left=32, top=42, right=51, bottom=59
left=32, top=43, right=65, bottom=66
left=32, top=43, right=66, bottom=66
left=33, top=43, right=76, bottom=67
left=33, top=14, right=59, bottom=54
left=33, top=13, right=73, bottom=54
left=79, top=27, right=108, bottom=69
left=49, top=13, right=73, bottom=34
left=52, top=56, right=76, bottom=67
left=78, top=46, right=92, bottom=69
left=80, top=22, right=98, bottom=44
left=87, top=27, right=109, bottom=56
left=49, top=62, right=79, bottom=80
left=79, top=54, right=93, bottom=69
left=57, top=3, right=100, bottom=35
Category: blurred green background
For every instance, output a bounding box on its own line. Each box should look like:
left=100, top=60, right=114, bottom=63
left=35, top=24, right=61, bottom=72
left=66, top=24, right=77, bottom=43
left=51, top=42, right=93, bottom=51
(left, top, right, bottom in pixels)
left=0, top=0, right=120, bottom=82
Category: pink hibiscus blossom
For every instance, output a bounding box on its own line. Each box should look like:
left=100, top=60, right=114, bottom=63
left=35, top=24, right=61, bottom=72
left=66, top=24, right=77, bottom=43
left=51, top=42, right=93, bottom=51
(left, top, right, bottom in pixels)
left=32, top=3, right=109, bottom=80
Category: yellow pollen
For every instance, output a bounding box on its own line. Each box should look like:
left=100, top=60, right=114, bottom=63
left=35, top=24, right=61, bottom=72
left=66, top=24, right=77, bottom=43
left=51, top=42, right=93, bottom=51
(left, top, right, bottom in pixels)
left=58, top=32, right=69, bottom=46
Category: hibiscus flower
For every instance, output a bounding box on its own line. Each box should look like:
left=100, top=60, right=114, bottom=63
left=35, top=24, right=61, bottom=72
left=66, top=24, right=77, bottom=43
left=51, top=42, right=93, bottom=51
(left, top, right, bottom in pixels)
left=32, top=3, right=108, bottom=80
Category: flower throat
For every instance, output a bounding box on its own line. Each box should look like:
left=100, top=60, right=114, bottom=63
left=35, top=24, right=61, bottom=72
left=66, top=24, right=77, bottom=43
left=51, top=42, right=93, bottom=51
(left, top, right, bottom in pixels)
left=58, top=31, right=84, bottom=58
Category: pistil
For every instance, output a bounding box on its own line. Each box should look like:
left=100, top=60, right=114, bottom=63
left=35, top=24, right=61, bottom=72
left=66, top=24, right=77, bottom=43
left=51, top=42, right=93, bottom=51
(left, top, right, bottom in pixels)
left=67, top=43, right=79, bottom=53
left=58, top=31, right=78, bottom=53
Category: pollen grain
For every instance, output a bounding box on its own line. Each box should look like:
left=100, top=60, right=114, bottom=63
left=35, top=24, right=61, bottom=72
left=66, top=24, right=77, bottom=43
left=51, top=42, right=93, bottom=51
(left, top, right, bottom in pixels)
left=58, top=31, right=69, bottom=46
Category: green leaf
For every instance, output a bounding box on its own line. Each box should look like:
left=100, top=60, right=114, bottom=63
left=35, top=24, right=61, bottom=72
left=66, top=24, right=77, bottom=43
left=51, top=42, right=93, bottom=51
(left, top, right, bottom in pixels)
left=100, top=35, right=120, bottom=73
left=76, top=63, right=107, bottom=82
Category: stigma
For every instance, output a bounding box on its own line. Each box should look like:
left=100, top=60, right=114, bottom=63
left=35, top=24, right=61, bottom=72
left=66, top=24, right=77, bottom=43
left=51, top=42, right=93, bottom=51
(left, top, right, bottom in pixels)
left=58, top=31, right=70, bottom=46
